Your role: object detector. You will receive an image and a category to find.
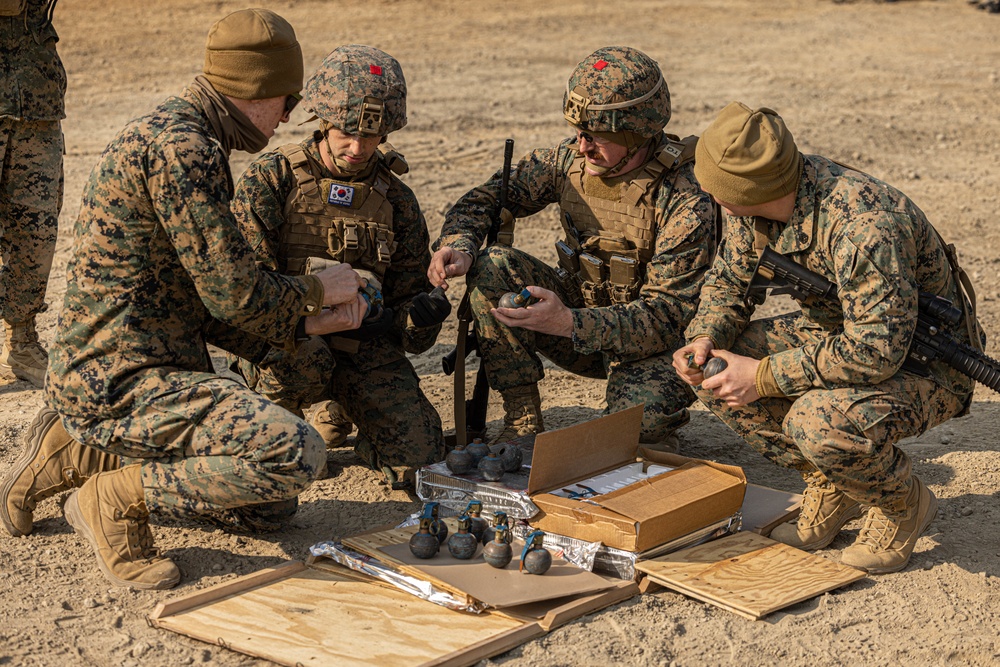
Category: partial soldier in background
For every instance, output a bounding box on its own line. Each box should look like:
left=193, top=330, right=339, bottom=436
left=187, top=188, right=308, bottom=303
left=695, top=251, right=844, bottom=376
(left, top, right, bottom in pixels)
left=1, top=9, right=369, bottom=590
left=0, top=0, right=64, bottom=386
left=230, top=45, right=447, bottom=489
left=673, top=102, right=983, bottom=574
left=429, top=46, right=718, bottom=450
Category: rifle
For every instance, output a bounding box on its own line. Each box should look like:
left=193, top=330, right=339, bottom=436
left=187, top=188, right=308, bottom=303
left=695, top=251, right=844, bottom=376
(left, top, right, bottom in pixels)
left=746, top=246, right=1000, bottom=394
left=444, top=139, right=516, bottom=445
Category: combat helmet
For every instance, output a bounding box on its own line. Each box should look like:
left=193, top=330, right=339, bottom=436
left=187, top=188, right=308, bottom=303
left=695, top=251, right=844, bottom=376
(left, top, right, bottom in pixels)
left=563, top=46, right=671, bottom=141
left=302, top=44, right=407, bottom=137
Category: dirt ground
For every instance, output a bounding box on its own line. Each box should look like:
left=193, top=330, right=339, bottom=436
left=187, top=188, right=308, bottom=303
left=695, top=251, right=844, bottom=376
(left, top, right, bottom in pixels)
left=2, top=0, right=1000, bottom=664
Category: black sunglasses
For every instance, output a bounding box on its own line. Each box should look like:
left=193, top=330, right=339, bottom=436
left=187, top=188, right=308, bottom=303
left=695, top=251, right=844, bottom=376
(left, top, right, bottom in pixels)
left=285, top=93, right=301, bottom=115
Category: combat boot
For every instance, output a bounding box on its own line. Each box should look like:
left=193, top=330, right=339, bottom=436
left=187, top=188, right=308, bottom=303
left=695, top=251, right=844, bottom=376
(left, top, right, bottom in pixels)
left=1, top=407, right=120, bottom=537
left=841, top=476, right=937, bottom=574
left=770, top=470, right=862, bottom=550
left=64, top=464, right=180, bottom=590
left=492, top=384, right=544, bottom=445
left=0, top=320, right=49, bottom=387
left=310, top=401, right=354, bottom=448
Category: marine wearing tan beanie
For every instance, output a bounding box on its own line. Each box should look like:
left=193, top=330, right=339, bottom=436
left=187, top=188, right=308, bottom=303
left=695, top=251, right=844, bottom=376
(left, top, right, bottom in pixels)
left=203, top=8, right=303, bottom=100
left=694, top=102, right=802, bottom=206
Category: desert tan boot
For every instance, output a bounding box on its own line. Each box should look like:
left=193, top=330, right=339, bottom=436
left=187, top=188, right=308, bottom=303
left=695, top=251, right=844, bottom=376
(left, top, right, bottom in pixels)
left=310, top=400, right=354, bottom=449
left=770, top=470, right=862, bottom=550
left=841, top=476, right=938, bottom=574
left=491, top=384, right=544, bottom=445
left=0, top=321, right=49, bottom=387
left=1, top=407, right=120, bottom=537
left=64, top=464, right=180, bottom=590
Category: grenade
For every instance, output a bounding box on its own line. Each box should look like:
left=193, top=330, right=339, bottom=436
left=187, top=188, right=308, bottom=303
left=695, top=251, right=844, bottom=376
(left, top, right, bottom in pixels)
left=408, top=517, right=440, bottom=559
left=422, top=501, right=449, bottom=545
left=483, top=525, right=513, bottom=569
left=359, top=281, right=384, bottom=321
left=465, top=438, right=490, bottom=467
left=499, top=288, right=531, bottom=309
left=478, top=452, right=505, bottom=482
left=447, top=515, right=479, bottom=560
left=481, top=511, right=510, bottom=546
left=445, top=443, right=474, bottom=475
left=519, top=530, right=552, bottom=575
left=493, top=443, right=523, bottom=473
left=464, top=500, right=488, bottom=542
left=703, top=357, right=728, bottom=380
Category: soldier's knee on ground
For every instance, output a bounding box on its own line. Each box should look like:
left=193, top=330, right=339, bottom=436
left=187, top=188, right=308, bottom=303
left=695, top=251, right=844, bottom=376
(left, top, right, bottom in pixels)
left=638, top=408, right=690, bottom=453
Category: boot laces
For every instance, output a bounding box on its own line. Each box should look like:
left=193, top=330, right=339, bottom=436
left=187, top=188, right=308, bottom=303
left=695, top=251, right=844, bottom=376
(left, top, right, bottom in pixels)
left=856, top=507, right=896, bottom=550
left=114, top=502, right=160, bottom=560
left=798, top=473, right=835, bottom=525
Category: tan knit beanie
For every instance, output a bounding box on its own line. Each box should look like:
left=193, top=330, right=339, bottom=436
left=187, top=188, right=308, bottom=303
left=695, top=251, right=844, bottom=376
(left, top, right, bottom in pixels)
left=203, top=8, right=303, bottom=100
left=694, top=101, right=801, bottom=206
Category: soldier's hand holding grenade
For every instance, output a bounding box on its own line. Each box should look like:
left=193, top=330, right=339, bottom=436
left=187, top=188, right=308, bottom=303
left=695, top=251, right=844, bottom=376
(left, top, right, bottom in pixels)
left=409, top=286, right=452, bottom=328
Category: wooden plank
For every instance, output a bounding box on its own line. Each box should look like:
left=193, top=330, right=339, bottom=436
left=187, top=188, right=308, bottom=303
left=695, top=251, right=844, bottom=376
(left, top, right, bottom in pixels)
left=636, top=532, right=866, bottom=620
left=151, top=563, right=539, bottom=667
left=637, top=575, right=662, bottom=595
left=150, top=561, right=307, bottom=621
left=537, top=580, right=639, bottom=631
left=740, top=484, right=802, bottom=536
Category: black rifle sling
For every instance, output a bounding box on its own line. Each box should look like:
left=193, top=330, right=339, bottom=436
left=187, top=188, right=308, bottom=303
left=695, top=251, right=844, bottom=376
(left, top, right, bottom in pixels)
left=453, top=293, right=472, bottom=447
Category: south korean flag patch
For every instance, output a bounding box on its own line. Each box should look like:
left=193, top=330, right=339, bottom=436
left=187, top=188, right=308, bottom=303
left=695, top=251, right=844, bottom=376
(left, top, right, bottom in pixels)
left=328, top=183, right=355, bottom=207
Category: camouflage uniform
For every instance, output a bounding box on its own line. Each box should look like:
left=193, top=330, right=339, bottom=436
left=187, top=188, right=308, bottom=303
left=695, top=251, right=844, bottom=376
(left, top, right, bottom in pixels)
left=439, top=134, right=717, bottom=441
left=230, top=134, right=444, bottom=472
left=0, top=0, right=64, bottom=374
left=686, top=155, right=979, bottom=513
left=45, top=88, right=327, bottom=520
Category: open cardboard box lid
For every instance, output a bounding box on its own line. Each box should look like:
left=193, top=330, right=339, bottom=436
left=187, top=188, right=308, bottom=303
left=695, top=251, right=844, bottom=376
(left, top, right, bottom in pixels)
left=526, top=405, right=747, bottom=552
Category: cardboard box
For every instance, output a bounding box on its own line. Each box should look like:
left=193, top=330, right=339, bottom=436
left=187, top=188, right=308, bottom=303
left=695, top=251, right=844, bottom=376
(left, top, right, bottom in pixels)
left=527, top=405, right=747, bottom=552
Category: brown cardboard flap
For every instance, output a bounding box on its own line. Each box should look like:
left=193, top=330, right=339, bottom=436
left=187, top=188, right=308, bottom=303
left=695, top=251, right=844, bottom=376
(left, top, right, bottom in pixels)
left=597, top=464, right=742, bottom=523
left=378, top=539, right=616, bottom=608
left=527, top=404, right=644, bottom=494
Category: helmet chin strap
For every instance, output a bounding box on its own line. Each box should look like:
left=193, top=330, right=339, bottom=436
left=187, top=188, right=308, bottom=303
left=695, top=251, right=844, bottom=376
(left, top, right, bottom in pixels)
left=321, top=120, right=377, bottom=175
left=580, top=134, right=651, bottom=178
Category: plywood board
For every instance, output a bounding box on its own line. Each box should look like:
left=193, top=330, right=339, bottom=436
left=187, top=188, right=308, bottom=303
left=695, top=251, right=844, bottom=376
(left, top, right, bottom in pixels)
left=740, top=484, right=802, bottom=536
left=635, top=532, right=866, bottom=620
left=149, top=560, right=541, bottom=667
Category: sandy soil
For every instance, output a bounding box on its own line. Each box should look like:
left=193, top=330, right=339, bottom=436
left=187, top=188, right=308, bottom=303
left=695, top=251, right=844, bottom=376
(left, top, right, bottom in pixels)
left=2, top=0, right=1000, bottom=665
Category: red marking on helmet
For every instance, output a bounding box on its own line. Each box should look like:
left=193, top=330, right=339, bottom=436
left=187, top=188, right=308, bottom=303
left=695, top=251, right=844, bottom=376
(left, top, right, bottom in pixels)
left=593, top=60, right=608, bottom=71
left=370, top=65, right=383, bottom=76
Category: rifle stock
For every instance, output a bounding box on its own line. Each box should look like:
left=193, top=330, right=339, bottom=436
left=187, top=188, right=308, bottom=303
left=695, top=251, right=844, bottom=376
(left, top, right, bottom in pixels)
left=746, top=247, right=1000, bottom=395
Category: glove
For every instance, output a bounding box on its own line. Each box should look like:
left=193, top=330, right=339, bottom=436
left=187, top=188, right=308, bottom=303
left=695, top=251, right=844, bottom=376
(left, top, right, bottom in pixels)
left=409, top=287, right=452, bottom=328
left=335, top=306, right=395, bottom=342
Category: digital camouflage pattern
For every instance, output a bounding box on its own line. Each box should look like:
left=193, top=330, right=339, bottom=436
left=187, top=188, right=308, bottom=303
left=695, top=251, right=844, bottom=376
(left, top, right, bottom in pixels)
left=563, top=46, right=670, bottom=139
left=437, top=134, right=716, bottom=442
left=469, top=245, right=695, bottom=441
left=229, top=135, right=444, bottom=471
left=60, top=375, right=325, bottom=520
left=1, top=0, right=65, bottom=324
left=1, top=0, right=65, bottom=122
left=686, top=154, right=980, bottom=512
left=302, top=45, right=407, bottom=136
left=46, top=87, right=327, bottom=515
left=0, top=119, right=61, bottom=323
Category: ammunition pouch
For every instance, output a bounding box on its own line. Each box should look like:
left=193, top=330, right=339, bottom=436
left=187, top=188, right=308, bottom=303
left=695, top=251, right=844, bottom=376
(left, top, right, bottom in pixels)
left=0, top=0, right=25, bottom=16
